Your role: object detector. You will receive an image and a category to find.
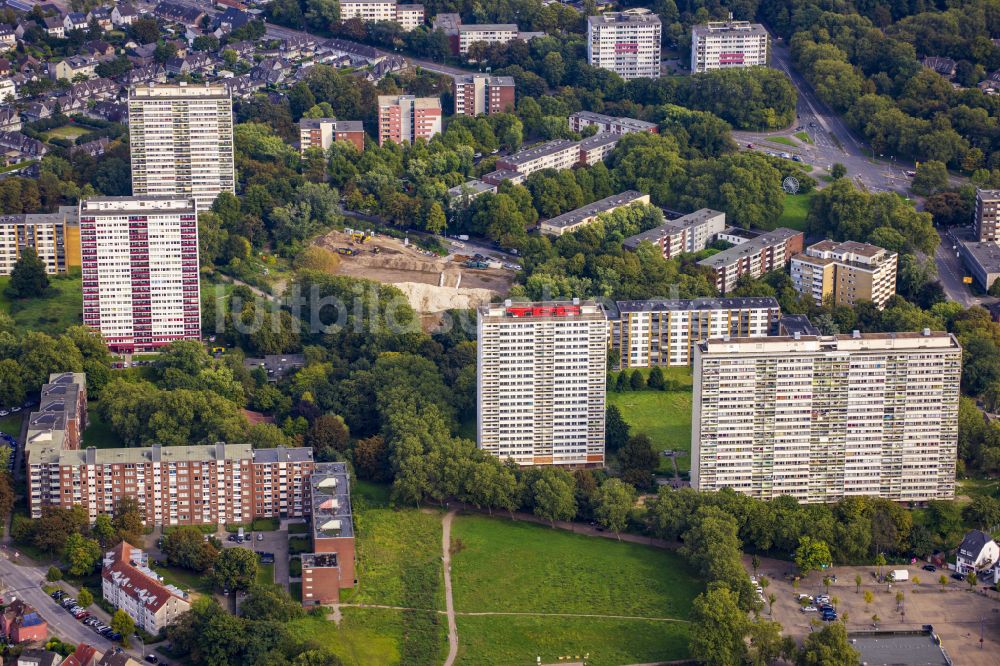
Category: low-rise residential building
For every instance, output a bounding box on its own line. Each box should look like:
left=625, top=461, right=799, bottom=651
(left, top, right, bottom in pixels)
left=95, top=649, right=141, bottom=666
left=956, top=530, right=1000, bottom=584
left=587, top=9, right=661, bottom=80
left=301, top=462, right=356, bottom=606
left=339, top=0, right=424, bottom=30
left=790, top=240, right=898, bottom=309
left=539, top=191, right=649, bottom=236
left=623, top=208, right=725, bottom=258
left=697, top=227, right=804, bottom=293
left=377, top=95, right=441, bottom=145
left=690, top=21, right=768, bottom=73
left=568, top=111, right=657, bottom=135
left=495, top=139, right=581, bottom=176
left=477, top=300, right=607, bottom=467
left=692, top=331, right=962, bottom=503
left=0, top=24, right=16, bottom=48
left=578, top=132, right=619, bottom=164
left=63, top=13, right=89, bottom=32
left=453, top=74, right=514, bottom=116
left=609, top=297, right=780, bottom=368
left=17, top=649, right=64, bottom=666
left=299, top=117, right=365, bottom=153
left=959, top=237, right=1000, bottom=290
left=42, top=17, right=65, bottom=39
left=455, top=24, right=541, bottom=55
left=102, top=542, right=191, bottom=633
left=0, top=206, right=80, bottom=275
left=155, top=1, right=206, bottom=25
left=447, top=179, right=496, bottom=208
left=65, top=644, right=101, bottom=666
left=112, top=4, right=139, bottom=26
left=50, top=55, right=99, bottom=81
left=0, top=600, right=47, bottom=644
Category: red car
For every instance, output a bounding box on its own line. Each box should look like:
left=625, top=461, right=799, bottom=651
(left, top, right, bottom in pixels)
left=74, top=611, right=89, bottom=620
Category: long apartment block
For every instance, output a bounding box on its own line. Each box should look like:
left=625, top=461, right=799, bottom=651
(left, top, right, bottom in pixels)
left=80, top=197, right=201, bottom=353
left=477, top=300, right=607, bottom=467
left=609, top=297, right=780, bottom=368
left=568, top=111, right=658, bottom=135
left=790, top=240, right=898, bottom=309
left=339, top=0, right=424, bottom=30
left=539, top=191, right=649, bottom=236
left=690, top=21, right=768, bottom=73
left=301, top=462, right=356, bottom=606
left=0, top=206, right=80, bottom=275
left=692, top=331, right=962, bottom=503
left=623, top=208, right=726, bottom=258
left=486, top=134, right=621, bottom=184
left=128, top=82, right=235, bottom=210
left=587, top=9, right=661, bottom=80
left=698, top=227, right=804, bottom=293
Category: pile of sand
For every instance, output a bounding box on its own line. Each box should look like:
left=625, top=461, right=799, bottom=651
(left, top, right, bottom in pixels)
left=393, top=281, right=495, bottom=313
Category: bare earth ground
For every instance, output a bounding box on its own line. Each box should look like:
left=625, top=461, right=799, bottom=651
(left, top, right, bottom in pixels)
left=315, top=230, right=513, bottom=316
left=748, top=555, right=1000, bottom=666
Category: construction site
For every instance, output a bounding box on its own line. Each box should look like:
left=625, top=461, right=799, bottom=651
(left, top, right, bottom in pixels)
left=314, top=228, right=515, bottom=317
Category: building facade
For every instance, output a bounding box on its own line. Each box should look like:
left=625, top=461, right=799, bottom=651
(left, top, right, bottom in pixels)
left=587, top=9, right=661, bottom=80
left=453, top=75, right=515, bottom=116
left=25, top=372, right=88, bottom=458
left=477, top=301, right=607, bottom=467
left=79, top=197, right=201, bottom=354
left=339, top=0, right=424, bottom=30
left=301, top=462, right=356, bottom=606
left=101, top=542, right=191, bottom=633
left=495, top=139, right=582, bottom=176
left=975, top=188, right=1000, bottom=242
left=790, top=240, right=898, bottom=309
left=623, top=208, right=725, bottom=258
left=697, top=227, right=804, bottom=293
left=128, top=83, right=235, bottom=210
left=0, top=206, right=80, bottom=275
left=568, top=111, right=658, bottom=135
left=298, top=118, right=365, bottom=154
left=692, top=331, right=962, bottom=503
left=377, top=95, right=441, bottom=146
left=690, top=21, right=768, bottom=73
left=539, top=191, right=649, bottom=236
left=609, top=297, right=780, bottom=368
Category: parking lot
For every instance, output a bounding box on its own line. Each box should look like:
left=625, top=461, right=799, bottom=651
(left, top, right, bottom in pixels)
left=749, top=556, right=1000, bottom=665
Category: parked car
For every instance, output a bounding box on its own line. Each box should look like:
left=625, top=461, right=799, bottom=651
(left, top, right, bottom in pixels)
left=952, top=572, right=965, bottom=580
left=50, top=591, right=64, bottom=600
left=792, top=155, right=803, bottom=162
left=144, top=656, right=159, bottom=664
left=801, top=606, right=818, bottom=613
left=256, top=533, right=263, bottom=542
left=922, top=564, right=937, bottom=572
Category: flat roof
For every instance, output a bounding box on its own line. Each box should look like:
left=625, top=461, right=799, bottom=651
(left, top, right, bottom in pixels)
left=502, top=139, right=579, bottom=166
left=579, top=133, right=619, bottom=150
left=588, top=10, right=661, bottom=26
left=569, top=110, right=656, bottom=131
left=447, top=179, right=495, bottom=197
left=459, top=23, right=517, bottom=31
left=778, top=314, right=820, bottom=336
left=311, top=461, right=354, bottom=540
left=849, top=632, right=950, bottom=666
left=541, top=191, right=647, bottom=230
left=698, top=227, right=801, bottom=268
left=454, top=74, right=514, bottom=85
left=623, top=208, right=724, bottom=248
left=615, top=296, right=779, bottom=314
left=961, top=239, right=1000, bottom=272
left=692, top=21, right=767, bottom=37
left=700, top=330, right=960, bottom=353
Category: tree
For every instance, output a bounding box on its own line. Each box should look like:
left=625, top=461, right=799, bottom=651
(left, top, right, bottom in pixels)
left=618, top=434, right=658, bottom=489
left=425, top=202, right=447, bottom=234
left=629, top=369, right=646, bottom=390
left=306, top=414, right=350, bottom=460
left=163, top=526, right=220, bottom=572
left=605, top=404, right=630, bottom=453
left=939, top=574, right=949, bottom=590
left=131, top=17, right=160, bottom=44
left=531, top=469, right=577, bottom=526
left=855, top=573, right=862, bottom=593
left=77, top=587, right=93, bottom=608
left=238, top=584, right=304, bottom=622
left=864, top=590, right=874, bottom=606
left=293, top=246, right=339, bottom=272
left=966, top=570, right=978, bottom=589
left=111, top=609, right=134, bottom=647
left=794, top=536, right=831, bottom=575
left=212, top=546, right=259, bottom=592
left=751, top=554, right=761, bottom=579
left=112, top=497, right=144, bottom=545
left=911, top=160, right=949, bottom=196
left=594, top=479, right=634, bottom=539
left=92, top=513, right=117, bottom=549
left=797, top=622, right=860, bottom=666
left=62, top=533, right=101, bottom=576
left=647, top=365, right=665, bottom=390
left=353, top=435, right=390, bottom=482
left=46, top=566, right=62, bottom=582
left=689, top=587, right=749, bottom=666
left=5, top=247, right=49, bottom=298
left=830, top=163, right=847, bottom=179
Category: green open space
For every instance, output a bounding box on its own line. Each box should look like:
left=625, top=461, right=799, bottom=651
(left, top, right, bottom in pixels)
left=770, top=191, right=815, bottom=231
left=41, top=125, right=90, bottom=141
left=150, top=563, right=214, bottom=595
left=767, top=135, right=797, bottom=147
left=958, top=478, right=1000, bottom=500
left=82, top=401, right=124, bottom=448
left=256, top=562, right=275, bottom=587
left=0, top=160, right=37, bottom=174
left=288, top=607, right=444, bottom=666
left=287, top=522, right=309, bottom=535
left=0, top=274, right=82, bottom=334
left=455, top=615, right=691, bottom=666
left=608, top=389, right=692, bottom=472
left=0, top=413, right=22, bottom=437
left=794, top=131, right=813, bottom=144
left=450, top=515, right=701, bottom=618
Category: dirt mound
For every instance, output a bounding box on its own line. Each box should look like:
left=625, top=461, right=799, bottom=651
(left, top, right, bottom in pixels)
left=393, top=282, right=495, bottom=313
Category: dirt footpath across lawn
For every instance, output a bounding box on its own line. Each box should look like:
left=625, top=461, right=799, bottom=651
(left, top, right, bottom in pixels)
left=747, top=555, right=1000, bottom=666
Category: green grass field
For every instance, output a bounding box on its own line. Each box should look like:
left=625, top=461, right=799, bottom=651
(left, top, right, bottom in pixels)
left=82, top=402, right=124, bottom=448
left=455, top=615, right=691, bottom=666
left=451, top=515, right=701, bottom=617
left=288, top=607, right=445, bottom=665
left=773, top=191, right=815, bottom=231
left=0, top=274, right=82, bottom=334
left=607, top=390, right=692, bottom=472
left=256, top=562, right=275, bottom=587
left=41, top=125, right=89, bottom=141
left=794, top=131, right=813, bottom=144
left=151, top=564, right=214, bottom=595
left=0, top=413, right=22, bottom=438
left=767, top=136, right=797, bottom=147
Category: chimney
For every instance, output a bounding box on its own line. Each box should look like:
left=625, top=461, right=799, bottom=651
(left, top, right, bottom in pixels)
left=852, top=330, right=861, bottom=339
left=923, top=327, right=931, bottom=336
left=573, top=297, right=580, bottom=305
left=794, top=331, right=801, bottom=340
left=504, top=299, right=512, bottom=307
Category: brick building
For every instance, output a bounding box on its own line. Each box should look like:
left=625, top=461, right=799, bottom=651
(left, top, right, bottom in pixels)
left=298, top=118, right=365, bottom=154
left=698, top=227, right=804, bottom=293
left=0, top=600, right=47, bottom=644
left=452, top=75, right=514, bottom=116
left=301, top=462, right=356, bottom=606
left=377, top=95, right=441, bottom=145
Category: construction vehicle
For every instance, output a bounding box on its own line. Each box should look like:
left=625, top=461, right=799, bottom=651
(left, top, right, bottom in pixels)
left=336, top=248, right=357, bottom=256
left=371, top=246, right=381, bottom=254
left=351, top=232, right=366, bottom=243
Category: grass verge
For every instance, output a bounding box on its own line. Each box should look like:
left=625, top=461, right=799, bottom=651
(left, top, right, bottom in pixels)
left=794, top=131, right=813, bottom=144
left=82, top=402, right=124, bottom=448
left=607, top=390, right=692, bottom=472
left=288, top=607, right=445, bottom=665
left=767, top=136, right=797, bottom=147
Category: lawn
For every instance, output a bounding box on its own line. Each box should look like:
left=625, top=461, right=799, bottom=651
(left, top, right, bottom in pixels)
left=771, top=191, right=815, bottom=232
left=287, top=522, right=309, bottom=535
left=767, top=135, right=797, bottom=147
left=957, top=478, right=1000, bottom=501
left=607, top=389, right=692, bottom=472
left=251, top=517, right=280, bottom=531
left=0, top=413, right=22, bottom=438
left=82, top=402, right=124, bottom=448
left=0, top=160, right=36, bottom=174
left=41, top=125, right=89, bottom=141
left=256, top=562, right=275, bottom=587
left=450, top=515, right=702, bottom=618
left=455, top=615, right=691, bottom=666
left=794, top=131, right=813, bottom=144
left=0, top=274, right=82, bottom=334
left=150, top=563, right=214, bottom=595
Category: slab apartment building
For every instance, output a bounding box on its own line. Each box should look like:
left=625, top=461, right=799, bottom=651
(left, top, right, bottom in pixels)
left=453, top=75, right=515, bottom=116
left=623, top=208, right=726, bottom=259
left=298, top=118, right=365, bottom=154
left=609, top=297, right=780, bottom=368
left=339, top=0, right=424, bottom=30
left=698, top=227, right=804, bottom=293
left=690, top=21, right=768, bottom=73
left=79, top=197, right=200, bottom=353
left=128, top=83, right=235, bottom=210
left=477, top=300, right=607, bottom=467
left=975, top=188, right=1000, bottom=241
left=0, top=206, right=80, bottom=276
left=301, top=462, right=356, bottom=606
left=377, top=95, right=442, bottom=145
left=790, top=240, right=898, bottom=309
left=692, top=331, right=962, bottom=503
left=587, top=9, right=661, bottom=80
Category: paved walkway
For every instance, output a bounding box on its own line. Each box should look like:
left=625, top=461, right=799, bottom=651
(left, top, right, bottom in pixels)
left=441, top=510, right=459, bottom=666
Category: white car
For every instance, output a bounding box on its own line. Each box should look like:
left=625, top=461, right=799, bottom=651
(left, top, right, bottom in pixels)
left=801, top=606, right=819, bottom=613
left=0, top=411, right=8, bottom=417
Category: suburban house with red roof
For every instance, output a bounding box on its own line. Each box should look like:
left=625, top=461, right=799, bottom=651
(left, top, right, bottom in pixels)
left=101, top=542, right=190, bottom=634
left=0, top=599, right=47, bottom=643
left=62, top=643, right=99, bottom=666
